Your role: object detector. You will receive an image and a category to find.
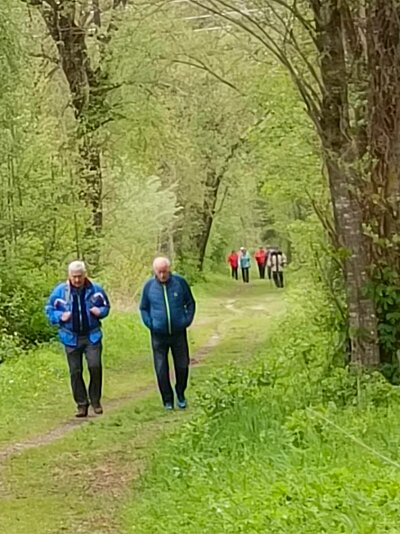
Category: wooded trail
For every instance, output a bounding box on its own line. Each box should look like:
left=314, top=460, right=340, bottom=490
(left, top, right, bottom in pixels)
left=0, top=279, right=285, bottom=534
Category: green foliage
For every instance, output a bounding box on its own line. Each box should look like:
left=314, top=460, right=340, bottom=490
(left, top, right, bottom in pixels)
left=0, top=311, right=150, bottom=445
left=106, top=8, right=275, bottom=269
left=122, top=281, right=400, bottom=533
left=0, top=265, right=55, bottom=347
left=369, top=267, right=400, bottom=381
left=0, top=5, right=89, bottom=347
left=101, top=171, right=178, bottom=298
left=4, top=2, right=330, bottom=350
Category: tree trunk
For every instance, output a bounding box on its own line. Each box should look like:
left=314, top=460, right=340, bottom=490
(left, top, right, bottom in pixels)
left=191, top=169, right=222, bottom=271
left=313, top=0, right=380, bottom=366
left=26, top=1, right=112, bottom=266
left=325, top=159, right=379, bottom=365
left=367, top=1, right=400, bottom=268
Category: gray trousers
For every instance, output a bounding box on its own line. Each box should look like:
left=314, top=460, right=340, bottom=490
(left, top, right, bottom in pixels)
left=65, top=336, right=102, bottom=407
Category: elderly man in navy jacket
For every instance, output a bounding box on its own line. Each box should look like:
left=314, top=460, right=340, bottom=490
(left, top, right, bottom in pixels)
left=140, top=257, right=196, bottom=410
left=45, top=260, right=110, bottom=418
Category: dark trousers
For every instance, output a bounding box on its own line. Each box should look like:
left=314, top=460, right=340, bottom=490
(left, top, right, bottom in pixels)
left=257, top=263, right=266, bottom=279
left=241, top=267, right=249, bottom=283
left=151, top=331, right=190, bottom=405
left=273, top=271, right=284, bottom=288
left=65, top=337, right=102, bottom=407
left=231, top=267, right=238, bottom=280
left=267, top=266, right=272, bottom=280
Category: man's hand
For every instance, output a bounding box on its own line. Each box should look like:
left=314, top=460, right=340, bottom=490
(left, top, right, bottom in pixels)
left=90, top=307, right=101, bottom=317
left=61, top=311, right=71, bottom=322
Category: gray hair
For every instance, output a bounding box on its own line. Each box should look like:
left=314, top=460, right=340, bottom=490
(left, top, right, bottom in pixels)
left=152, top=256, right=171, bottom=270
left=68, top=260, right=87, bottom=274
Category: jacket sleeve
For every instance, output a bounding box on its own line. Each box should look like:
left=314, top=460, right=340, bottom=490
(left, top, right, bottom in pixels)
left=181, top=278, right=196, bottom=328
left=45, top=286, right=64, bottom=326
left=139, top=282, right=152, bottom=329
left=93, top=286, right=110, bottom=319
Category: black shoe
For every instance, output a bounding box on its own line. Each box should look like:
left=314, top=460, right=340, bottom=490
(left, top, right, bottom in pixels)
left=76, top=405, right=88, bottom=418
left=92, top=403, right=103, bottom=415
left=176, top=390, right=187, bottom=409
left=176, top=396, right=187, bottom=409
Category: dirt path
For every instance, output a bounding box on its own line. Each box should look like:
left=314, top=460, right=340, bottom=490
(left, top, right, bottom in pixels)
left=0, top=281, right=285, bottom=534
left=0, top=328, right=224, bottom=462
left=0, top=281, right=256, bottom=462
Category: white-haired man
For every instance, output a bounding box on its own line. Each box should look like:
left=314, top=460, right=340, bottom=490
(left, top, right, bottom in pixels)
left=140, top=257, right=196, bottom=410
left=45, top=261, right=110, bottom=417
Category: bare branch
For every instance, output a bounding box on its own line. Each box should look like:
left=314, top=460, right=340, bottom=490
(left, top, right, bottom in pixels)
left=214, top=184, right=229, bottom=215
left=267, top=0, right=318, bottom=46
left=189, top=0, right=322, bottom=129
left=92, top=0, right=101, bottom=27
left=31, top=51, right=59, bottom=62
left=171, top=57, right=243, bottom=94
left=265, top=1, right=323, bottom=96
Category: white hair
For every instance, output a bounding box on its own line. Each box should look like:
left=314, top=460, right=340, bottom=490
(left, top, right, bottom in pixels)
left=152, top=256, right=171, bottom=270
left=68, top=260, right=87, bottom=274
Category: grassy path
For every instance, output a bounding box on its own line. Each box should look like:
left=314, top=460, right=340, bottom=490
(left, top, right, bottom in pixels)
left=0, top=277, right=285, bottom=533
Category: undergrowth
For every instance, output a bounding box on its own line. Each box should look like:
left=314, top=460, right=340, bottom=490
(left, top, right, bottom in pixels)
left=122, top=281, right=400, bottom=533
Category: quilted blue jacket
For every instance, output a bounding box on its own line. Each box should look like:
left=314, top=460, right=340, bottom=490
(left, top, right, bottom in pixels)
left=45, top=280, right=110, bottom=347
left=139, top=274, right=196, bottom=335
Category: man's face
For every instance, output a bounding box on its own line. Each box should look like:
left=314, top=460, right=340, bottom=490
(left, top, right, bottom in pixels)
left=69, top=270, right=85, bottom=288
left=154, top=263, right=170, bottom=283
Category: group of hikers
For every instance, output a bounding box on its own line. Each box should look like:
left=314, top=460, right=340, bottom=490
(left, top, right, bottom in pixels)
left=227, top=246, right=287, bottom=288
left=44, top=248, right=286, bottom=420
left=46, top=258, right=195, bottom=417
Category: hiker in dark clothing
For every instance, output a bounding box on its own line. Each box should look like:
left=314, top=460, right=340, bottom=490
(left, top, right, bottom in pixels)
left=45, top=261, right=110, bottom=417
left=267, top=250, right=287, bottom=288
left=265, top=246, right=273, bottom=281
left=140, top=257, right=196, bottom=410
left=227, top=250, right=239, bottom=280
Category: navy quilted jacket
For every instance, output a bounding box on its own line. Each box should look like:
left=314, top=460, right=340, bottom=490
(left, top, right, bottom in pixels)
left=139, top=274, right=196, bottom=335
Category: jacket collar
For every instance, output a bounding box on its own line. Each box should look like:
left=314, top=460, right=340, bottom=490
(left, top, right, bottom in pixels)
left=154, top=274, right=172, bottom=285
left=67, top=278, right=93, bottom=291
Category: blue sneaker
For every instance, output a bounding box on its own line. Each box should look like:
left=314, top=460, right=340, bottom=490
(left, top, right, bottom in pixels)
left=164, top=402, right=174, bottom=410
left=176, top=397, right=187, bottom=410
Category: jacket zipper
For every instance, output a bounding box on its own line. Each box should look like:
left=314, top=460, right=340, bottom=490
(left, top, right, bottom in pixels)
left=163, top=285, right=172, bottom=335
left=77, top=293, right=83, bottom=331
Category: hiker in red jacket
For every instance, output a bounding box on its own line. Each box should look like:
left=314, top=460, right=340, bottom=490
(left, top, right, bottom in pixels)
left=227, top=250, right=239, bottom=280
left=254, top=246, right=267, bottom=279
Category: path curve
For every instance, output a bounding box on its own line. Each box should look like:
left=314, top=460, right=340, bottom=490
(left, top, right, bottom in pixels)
left=0, top=330, right=222, bottom=462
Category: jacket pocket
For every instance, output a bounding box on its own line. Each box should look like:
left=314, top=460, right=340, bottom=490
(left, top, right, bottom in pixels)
left=59, top=328, right=77, bottom=347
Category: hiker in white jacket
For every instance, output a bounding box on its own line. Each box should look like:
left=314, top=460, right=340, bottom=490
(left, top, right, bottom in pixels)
left=267, top=250, right=287, bottom=288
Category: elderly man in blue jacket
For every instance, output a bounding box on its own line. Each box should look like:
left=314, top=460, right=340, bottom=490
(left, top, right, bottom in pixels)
left=45, top=260, right=110, bottom=417
left=140, top=256, right=196, bottom=410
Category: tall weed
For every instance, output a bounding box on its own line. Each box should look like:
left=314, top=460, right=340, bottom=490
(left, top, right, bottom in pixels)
left=123, top=280, right=400, bottom=533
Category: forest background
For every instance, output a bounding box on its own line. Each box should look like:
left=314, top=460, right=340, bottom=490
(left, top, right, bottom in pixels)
left=1, top=0, right=322, bottom=359
left=4, top=2, right=400, bottom=532
left=3, top=0, right=400, bottom=377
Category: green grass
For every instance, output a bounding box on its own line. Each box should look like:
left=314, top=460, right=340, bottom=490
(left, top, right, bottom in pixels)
left=122, top=399, right=400, bottom=533
left=0, top=313, right=151, bottom=446
left=120, top=282, right=400, bottom=534
left=0, top=276, right=284, bottom=533
left=0, top=395, right=182, bottom=534
left=0, top=276, right=279, bottom=445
